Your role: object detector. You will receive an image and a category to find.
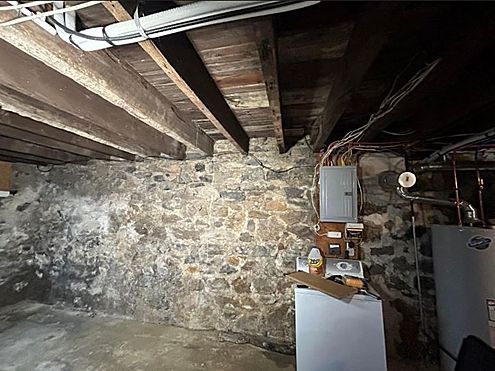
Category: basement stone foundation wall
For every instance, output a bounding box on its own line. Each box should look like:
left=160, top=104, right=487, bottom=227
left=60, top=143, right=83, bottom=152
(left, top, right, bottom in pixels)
left=0, top=139, right=439, bottom=361
left=0, top=138, right=315, bottom=352
left=358, top=154, right=444, bottom=363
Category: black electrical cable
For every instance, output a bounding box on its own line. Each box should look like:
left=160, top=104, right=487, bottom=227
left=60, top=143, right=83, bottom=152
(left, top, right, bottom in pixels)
left=249, top=154, right=313, bottom=174
left=48, top=0, right=304, bottom=44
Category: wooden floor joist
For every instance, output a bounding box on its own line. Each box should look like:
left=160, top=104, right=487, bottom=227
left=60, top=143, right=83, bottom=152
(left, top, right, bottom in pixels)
left=0, top=110, right=134, bottom=161
left=103, top=2, right=248, bottom=153
left=0, top=136, right=85, bottom=163
left=0, top=153, right=54, bottom=166
left=0, top=40, right=186, bottom=160
left=254, top=19, right=285, bottom=154
left=0, top=8, right=214, bottom=155
left=310, top=5, right=397, bottom=150
left=361, top=20, right=495, bottom=141
left=0, top=123, right=111, bottom=161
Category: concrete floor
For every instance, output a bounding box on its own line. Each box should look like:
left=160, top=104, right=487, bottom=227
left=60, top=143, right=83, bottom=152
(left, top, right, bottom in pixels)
left=0, top=302, right=294, bottom=371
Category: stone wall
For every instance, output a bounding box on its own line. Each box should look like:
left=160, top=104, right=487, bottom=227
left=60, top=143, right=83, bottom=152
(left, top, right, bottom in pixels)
left=0, top=138, right=315, bottom=352
left=2, top=138, right=465, bottom=362
left=358, top=154, right=445, bottom=363
left=0, top=178, right=51, bottom=307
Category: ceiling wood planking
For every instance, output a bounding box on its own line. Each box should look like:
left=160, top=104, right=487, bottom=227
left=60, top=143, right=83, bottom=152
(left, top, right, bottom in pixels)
left=276, top=19, right=351, bottom=145
left=254, top=18, right=285, bottom=153
left=277, top=22, right=353, bottom=64
left=103, top=2, right=249, bottom=154
left=0, top=9, right=213, bottom=156
left=96, top=8, right=267, bottom=141
left=188, top=20, right=273, bottom=139
left=0, top=110, right=135, bottom=161
left=310, top=5, right=399, bottom=150
left=361, top=18, right=495, bottom=142
left=0, top=41, right=185, bottom=159
left=0, top=136, right=85, bottom=163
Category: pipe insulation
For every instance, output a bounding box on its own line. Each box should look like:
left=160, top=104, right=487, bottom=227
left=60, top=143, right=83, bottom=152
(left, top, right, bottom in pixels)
left=52, top=1, right=320, bottom=51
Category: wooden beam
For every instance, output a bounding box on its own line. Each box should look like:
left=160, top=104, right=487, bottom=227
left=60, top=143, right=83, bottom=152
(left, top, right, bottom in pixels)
left=0, top=8, right=214, bottom=155
left=253, top=18, right=285, bottom=153
left=0, top=110, right=134, bottom=161
left=405, top=54, right=495, bottom=142
left=310, top=5, right=397, bottom=150
left=0, top=150, right=59, bottom=165
left=361, top=21, right=495, bottom=142
left=0, top=123, right=111, bottom=160
left=0, top=161, right=11, bottom=192
left=0, top=136, right=85, bottom=163
left=102, top=2, right=247, bottom=153
left=0, top=40, right=186, bottom=159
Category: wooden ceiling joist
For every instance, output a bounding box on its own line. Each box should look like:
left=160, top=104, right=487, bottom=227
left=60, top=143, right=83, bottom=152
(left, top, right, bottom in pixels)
left=0, top=148, right=63, bottom=165
left=405, top=54, right=495, bottom=143
left=0, top=110, right=135, bottom=161
left=0, top=136, right=84, bottom=164
left=254, top=18, right=285, bottom=154
left=0, top=123, right=111, bottom=161
left=0, top=9, right=214, bottom=156
left=0, top=152, right=56, bottom=166
left=361, top=21, right=495, bottom=142
left=102, top=2, right=248, bottom=154
left=0, top=40, right=186, bottom=159
left=310, top=5, right=397, bottom=150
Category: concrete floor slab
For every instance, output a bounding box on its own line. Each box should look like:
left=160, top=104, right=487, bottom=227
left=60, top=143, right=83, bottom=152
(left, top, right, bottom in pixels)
left=0, top=302, right=294, bottom=371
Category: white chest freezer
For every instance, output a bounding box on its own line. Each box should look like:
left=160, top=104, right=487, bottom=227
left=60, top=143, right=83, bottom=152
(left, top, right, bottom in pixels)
left=295, top=287, right=387, bottom=371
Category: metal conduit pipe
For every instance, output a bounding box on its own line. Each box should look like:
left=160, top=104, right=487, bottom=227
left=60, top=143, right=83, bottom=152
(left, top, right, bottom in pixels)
left=421, top=127, right=495, bottom=164
left=413, top=162, right=495, bottom=173
left=396, top=186, right=480, bottom=225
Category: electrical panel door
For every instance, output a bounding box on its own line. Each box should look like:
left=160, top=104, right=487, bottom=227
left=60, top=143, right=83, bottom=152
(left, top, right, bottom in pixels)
left=319, top=166, right=358, bottom=222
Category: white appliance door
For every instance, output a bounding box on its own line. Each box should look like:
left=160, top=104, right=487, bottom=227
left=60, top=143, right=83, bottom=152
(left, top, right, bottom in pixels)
left=295, top=287, right=387, bottom=371
left=432, top=225, right=495, bottom=371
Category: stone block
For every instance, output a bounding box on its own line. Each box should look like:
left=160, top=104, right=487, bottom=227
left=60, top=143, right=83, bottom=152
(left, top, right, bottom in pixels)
left=371, top=245, right=395, bottom=255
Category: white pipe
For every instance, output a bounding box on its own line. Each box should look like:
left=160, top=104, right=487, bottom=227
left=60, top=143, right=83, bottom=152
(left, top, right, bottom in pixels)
left=6, top=0, right=56, bottom=35
left=0, top=1, right=102, bottom=27
left=52, top=1, right=320, bottom=51
left=0, top=1, right=54, bottom=11
left=397, top=186, right=480, bottom=224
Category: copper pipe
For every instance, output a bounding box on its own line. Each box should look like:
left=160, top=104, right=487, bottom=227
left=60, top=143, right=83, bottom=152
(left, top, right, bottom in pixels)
left=452, top=154, right=463, bottom=226
left=475, top=151, right=487, bottom=227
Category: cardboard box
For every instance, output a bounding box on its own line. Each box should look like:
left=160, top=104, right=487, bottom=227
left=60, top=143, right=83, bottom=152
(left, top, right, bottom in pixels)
left=287, top=271, right=357, bottom=299
left=0, top=162, right=11, bottom=196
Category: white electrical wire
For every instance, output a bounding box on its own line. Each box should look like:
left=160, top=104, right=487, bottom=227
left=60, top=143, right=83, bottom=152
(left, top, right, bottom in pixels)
left=0, top=0, right=54, bottom=11
left=0, top=0, right=102, bottom=27
left=309, top=59, right=440, bottom=230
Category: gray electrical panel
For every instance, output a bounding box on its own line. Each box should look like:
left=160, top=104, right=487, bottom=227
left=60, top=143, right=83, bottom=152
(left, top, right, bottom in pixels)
left=319, top=166, right=358, bottom=222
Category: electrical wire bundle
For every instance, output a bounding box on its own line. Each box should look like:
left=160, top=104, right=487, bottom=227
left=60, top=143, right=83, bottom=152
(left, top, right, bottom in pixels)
left=310, top=57, right=441, bottom=235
